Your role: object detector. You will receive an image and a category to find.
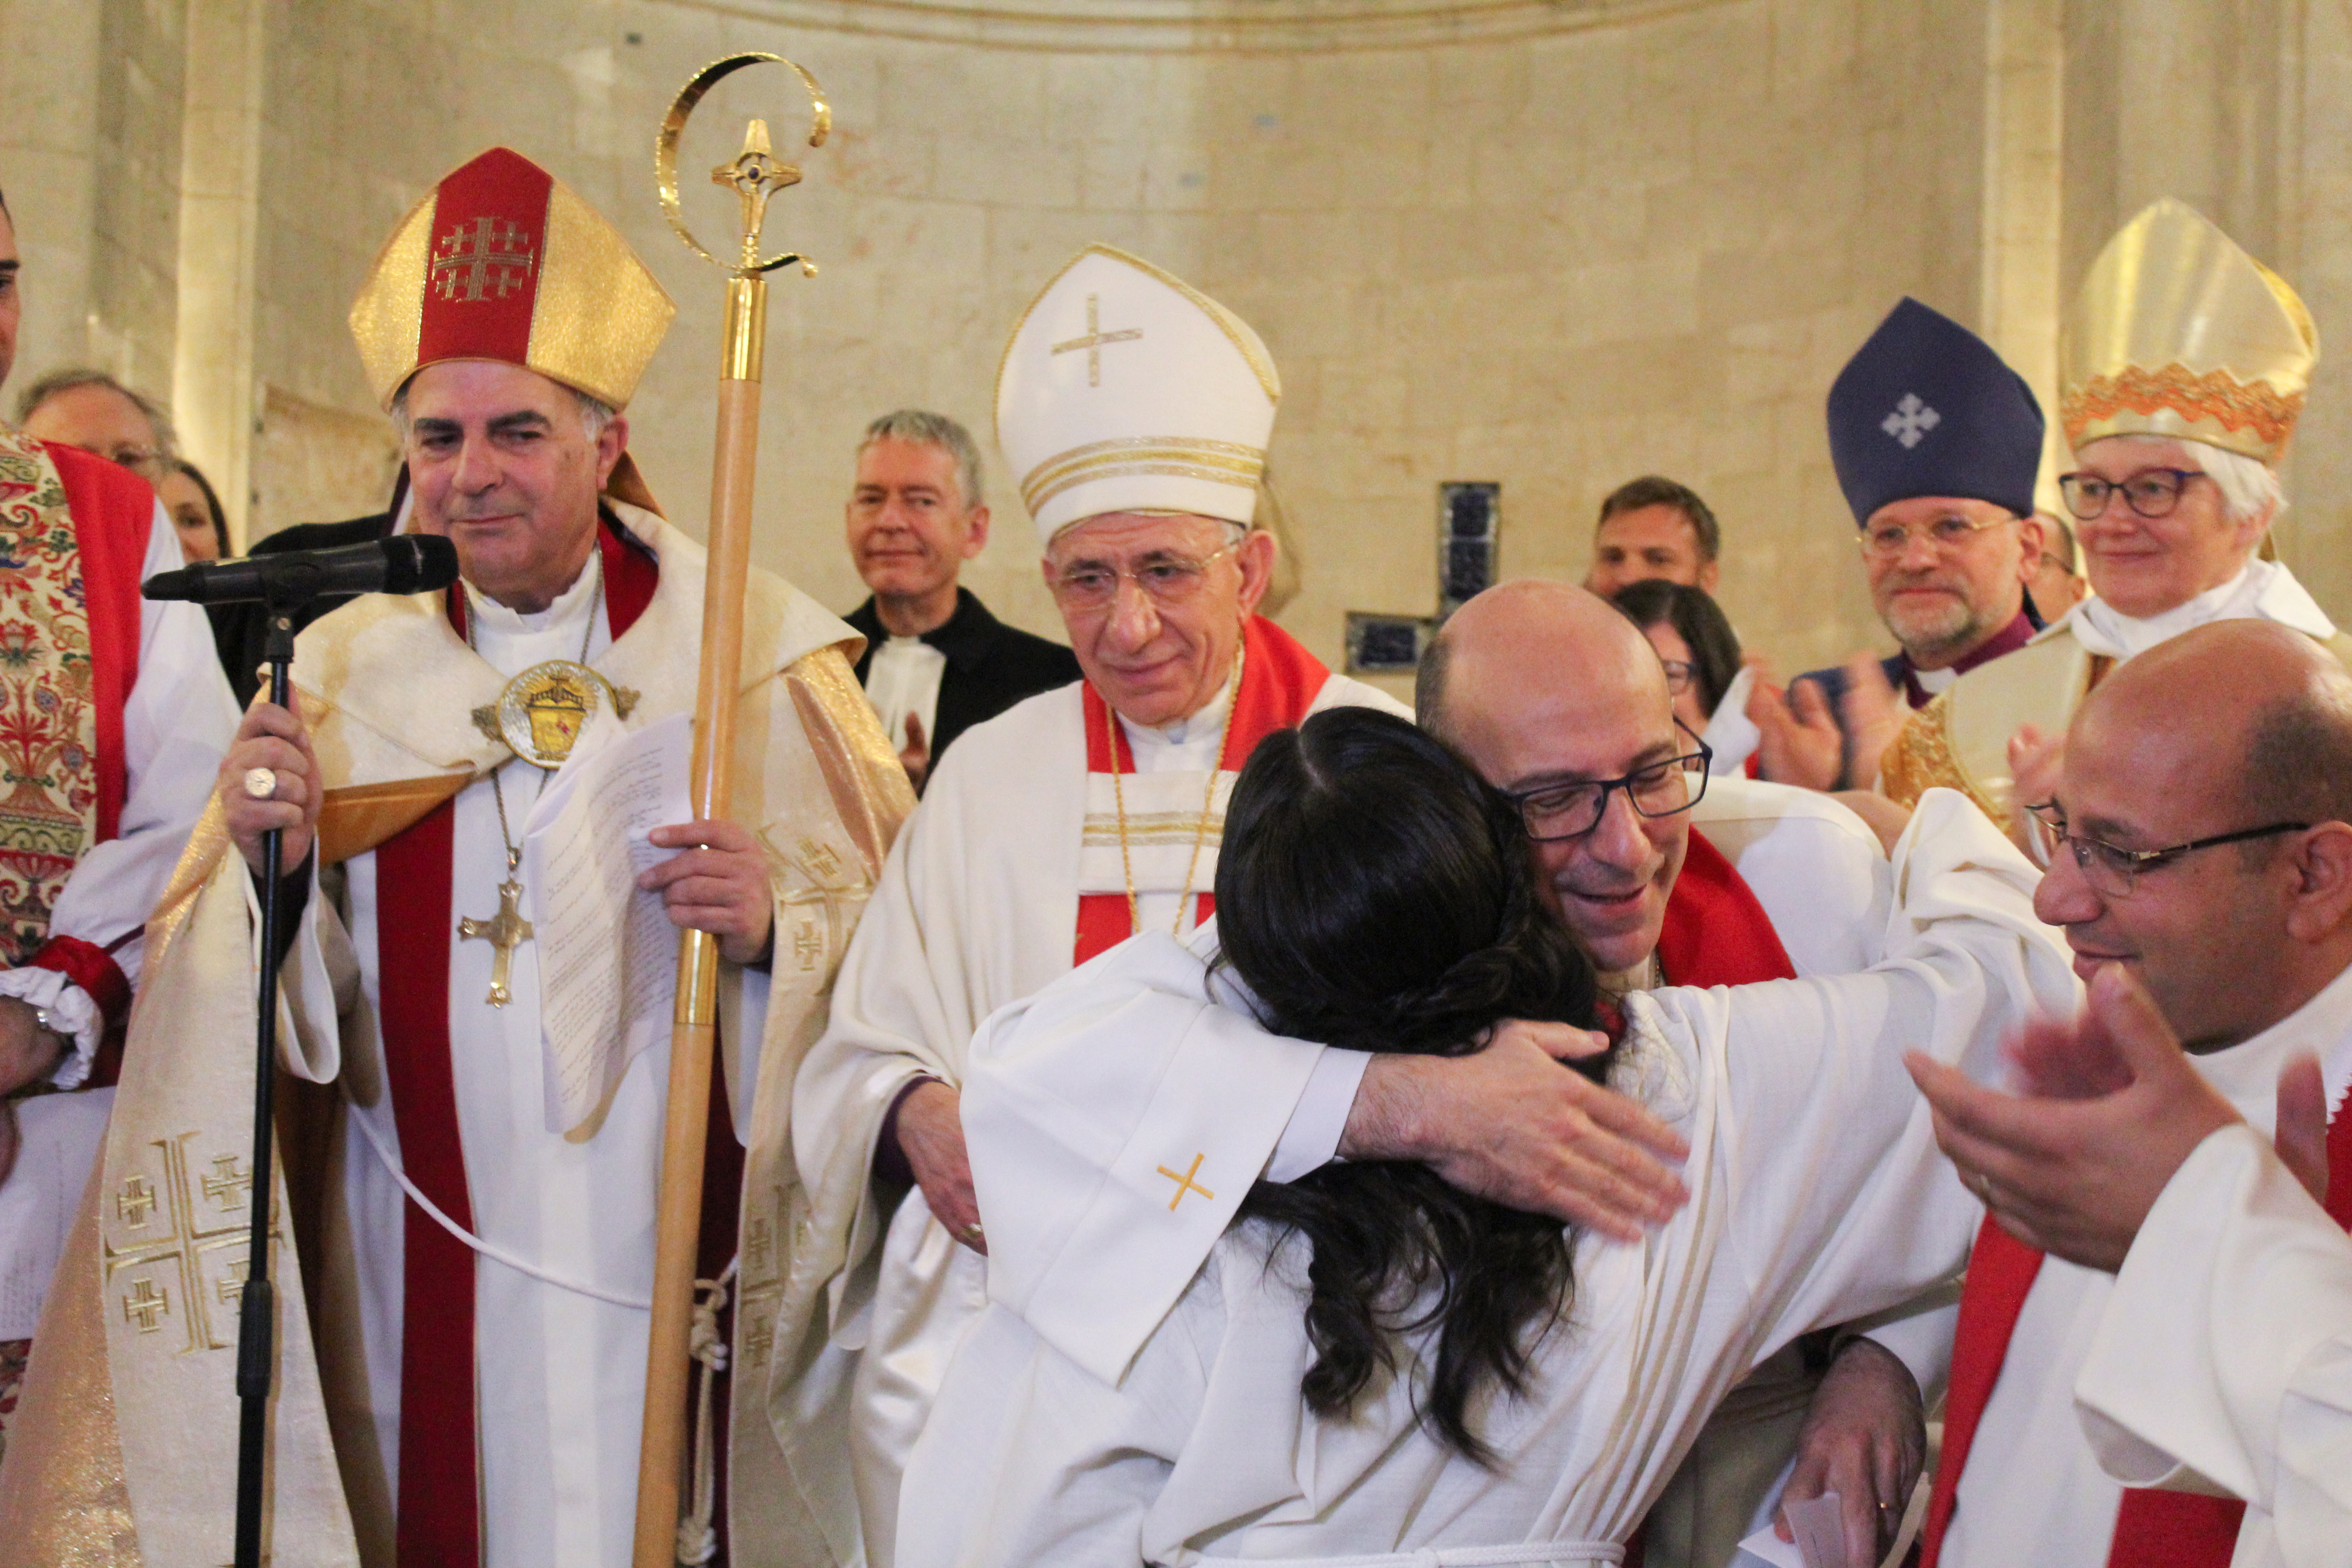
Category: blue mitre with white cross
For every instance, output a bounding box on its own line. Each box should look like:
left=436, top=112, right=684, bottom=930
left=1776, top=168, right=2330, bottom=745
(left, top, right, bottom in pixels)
left=1826, top=296, right=2044, bottom=525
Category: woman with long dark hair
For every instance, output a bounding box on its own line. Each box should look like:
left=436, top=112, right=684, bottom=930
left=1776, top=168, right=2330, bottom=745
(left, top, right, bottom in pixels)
left=904, top=707, right=2071, bottom=1568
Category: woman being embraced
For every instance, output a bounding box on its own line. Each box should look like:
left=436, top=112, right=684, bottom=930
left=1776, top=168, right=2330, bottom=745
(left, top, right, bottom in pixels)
left=902, top=708, right=2070, bottom=1568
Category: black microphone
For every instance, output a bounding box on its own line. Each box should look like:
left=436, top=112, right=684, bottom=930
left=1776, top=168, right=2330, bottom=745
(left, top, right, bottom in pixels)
left=142, top=535, right=461, bottom=606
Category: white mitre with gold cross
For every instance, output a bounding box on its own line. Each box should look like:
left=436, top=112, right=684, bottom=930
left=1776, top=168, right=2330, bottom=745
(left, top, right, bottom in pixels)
left=996, top=244, right=1281, bottom=545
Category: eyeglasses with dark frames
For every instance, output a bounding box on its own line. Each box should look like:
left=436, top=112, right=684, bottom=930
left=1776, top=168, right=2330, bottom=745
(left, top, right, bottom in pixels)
left=1507, top=720, right=1714, bottom=843
left=2026, top=801, right=2310, bottom=897
left=2056, top=468, right=2207, bottom=522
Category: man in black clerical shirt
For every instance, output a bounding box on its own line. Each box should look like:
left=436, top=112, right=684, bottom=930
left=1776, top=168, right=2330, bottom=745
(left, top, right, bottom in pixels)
left=842, top=410, right=1079, bottom=793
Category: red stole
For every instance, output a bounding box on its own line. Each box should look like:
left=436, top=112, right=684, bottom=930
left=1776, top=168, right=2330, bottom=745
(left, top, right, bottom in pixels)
left=1920, top=1094, right=2352, bottom=1568
left=1656, top=829, right=1800, bottom=987
left=377, top=517, right=737, bottom=1567
left=1073, top=615, right=1333, bottom=965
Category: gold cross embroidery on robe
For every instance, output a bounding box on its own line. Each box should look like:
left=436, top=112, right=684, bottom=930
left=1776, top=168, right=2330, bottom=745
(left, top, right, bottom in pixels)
left=103, top=1132, right=274, bottom=1354
left=460, top=876, right=534, bottom=1006
left=1156, top=1152, right=1215, bottom=1211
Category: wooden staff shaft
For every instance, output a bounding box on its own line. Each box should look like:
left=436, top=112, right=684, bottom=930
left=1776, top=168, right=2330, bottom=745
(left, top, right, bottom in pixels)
left=633, top=275, right=766, bottom=1568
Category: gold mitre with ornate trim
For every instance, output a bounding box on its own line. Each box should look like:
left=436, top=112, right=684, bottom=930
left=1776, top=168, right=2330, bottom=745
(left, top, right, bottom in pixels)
left=348, top=146, right=676, bottom=412
left=2060, top=197, right=2318, bottom=465
left=996, top=244, right=1280, bottom=545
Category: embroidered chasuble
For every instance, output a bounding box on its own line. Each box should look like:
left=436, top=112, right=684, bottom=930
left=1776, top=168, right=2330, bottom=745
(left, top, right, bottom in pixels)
left=0, top=431, right=151, bottom=1010
left=1920, top=983, right=2352, bottom=1568
left=0, top=504, right=911, bottom=1568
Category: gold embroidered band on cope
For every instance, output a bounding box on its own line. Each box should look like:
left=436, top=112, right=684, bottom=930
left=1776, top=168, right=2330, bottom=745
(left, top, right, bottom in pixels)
left=1019, top=436, right=1267, bottom=517
left=2059, top=197, right=2318, bottom=464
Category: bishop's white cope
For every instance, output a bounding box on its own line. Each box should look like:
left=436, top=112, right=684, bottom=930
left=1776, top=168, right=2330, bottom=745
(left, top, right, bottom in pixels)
left=2073, top=1119, right=2352, bottom=1568
left=268, top=510, right=883, bottom=1568
left=1943, top=956, right=2352, bottom=1568
left=904, top=791, right=2075, bottom=1568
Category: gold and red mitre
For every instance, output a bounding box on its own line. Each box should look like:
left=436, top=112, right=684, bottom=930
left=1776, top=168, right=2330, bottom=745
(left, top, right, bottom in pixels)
left=348, top=146, right=676, bottom=412
left=2060, top=197, right=2318, bottom=465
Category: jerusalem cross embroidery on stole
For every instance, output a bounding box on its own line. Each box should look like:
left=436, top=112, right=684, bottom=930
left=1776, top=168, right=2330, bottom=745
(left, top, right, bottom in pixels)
left=103, top=1132, right=277, bottom=1355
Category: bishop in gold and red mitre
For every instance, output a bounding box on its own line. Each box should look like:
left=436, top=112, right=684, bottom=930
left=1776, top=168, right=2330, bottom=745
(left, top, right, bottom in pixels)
left=2060, top=197, right=2319, bottom=466
left=348, top=146, right=676, bottom=509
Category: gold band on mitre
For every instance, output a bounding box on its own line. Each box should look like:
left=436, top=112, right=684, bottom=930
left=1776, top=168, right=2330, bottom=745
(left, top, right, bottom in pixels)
left=2059, top=198, right=2318, bottom=465
left=348, top=146, right=676, bottom=413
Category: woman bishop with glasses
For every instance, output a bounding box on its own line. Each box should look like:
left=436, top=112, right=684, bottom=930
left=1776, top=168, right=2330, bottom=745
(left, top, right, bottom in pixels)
left=1878, top=198, right=2352, bottom=850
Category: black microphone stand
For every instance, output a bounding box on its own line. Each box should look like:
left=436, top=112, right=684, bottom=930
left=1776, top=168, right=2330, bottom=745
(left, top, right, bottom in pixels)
left=232, top=602, right=298, bottom=1568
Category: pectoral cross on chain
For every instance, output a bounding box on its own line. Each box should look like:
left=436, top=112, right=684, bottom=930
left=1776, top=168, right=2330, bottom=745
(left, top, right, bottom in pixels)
left=459, top=877, right=534, bottom=1007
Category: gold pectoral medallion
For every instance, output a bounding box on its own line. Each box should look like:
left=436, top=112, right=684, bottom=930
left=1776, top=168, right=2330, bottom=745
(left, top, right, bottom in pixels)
left=469, top=660, right=641, bottom=769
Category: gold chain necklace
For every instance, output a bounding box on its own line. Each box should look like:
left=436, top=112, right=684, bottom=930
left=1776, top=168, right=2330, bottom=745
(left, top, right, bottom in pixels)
left=1107, top=636, right=1244, bottom=938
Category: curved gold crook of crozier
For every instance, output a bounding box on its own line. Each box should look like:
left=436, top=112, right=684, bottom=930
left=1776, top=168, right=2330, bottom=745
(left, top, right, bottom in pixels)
left=656, top=52, right=830, bottom=277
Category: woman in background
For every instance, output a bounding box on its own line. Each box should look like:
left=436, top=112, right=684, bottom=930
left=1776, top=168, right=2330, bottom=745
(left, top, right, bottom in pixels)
left=156, top=458, right=228, bottom=562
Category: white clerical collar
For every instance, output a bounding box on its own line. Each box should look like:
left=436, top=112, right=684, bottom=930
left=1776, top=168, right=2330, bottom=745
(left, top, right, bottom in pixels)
left=2194, top=954, right=2352, bottom=1125
left=1914, top=663, right=1959, bottom=695
left=2064, top=557, right=2337, bottom=662
left=1119, top=664, right=1239, bottom=752
left=465, top=553, right=601, bottom=638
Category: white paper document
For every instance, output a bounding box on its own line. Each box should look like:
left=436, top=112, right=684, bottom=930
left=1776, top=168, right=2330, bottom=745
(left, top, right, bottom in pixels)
left=521, top=710, right=693, bottom=1136
left=1735, top=1493, right=1850, bottom=1568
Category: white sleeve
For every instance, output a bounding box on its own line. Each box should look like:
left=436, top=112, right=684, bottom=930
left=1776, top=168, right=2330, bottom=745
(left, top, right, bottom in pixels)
left=2074, top=1123, right=2352, bottom=1559
left=1656, top=790, right=2078, bottom=1362
left=5, top=508, right=240, bottom=1084
left=897, top=1293, right=1206, bottom=1568
left=1855, top=1294, right=1961, bottom=1405
left=1695, top=776, right=1892, bottom=978
left=1266, top=1045, right=1369, bottom=1181
left=961, top=926, right=1324, bottom=1384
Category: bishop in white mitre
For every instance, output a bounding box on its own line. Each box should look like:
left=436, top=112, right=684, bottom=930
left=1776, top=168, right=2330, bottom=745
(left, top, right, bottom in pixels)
left=0, top=148, right=911, bottom=1568
left=778, top=245, right=1409, bottom=1566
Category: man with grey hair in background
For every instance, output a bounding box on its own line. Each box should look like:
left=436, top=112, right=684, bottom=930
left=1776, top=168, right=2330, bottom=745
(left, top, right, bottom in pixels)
left=15, top=366, right=177, bottom=481
left=842, top=408, right=1079, bottom=793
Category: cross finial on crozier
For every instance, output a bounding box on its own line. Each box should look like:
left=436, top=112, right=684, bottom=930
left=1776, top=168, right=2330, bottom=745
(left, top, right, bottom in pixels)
left=460, top=877, right=534, bottom=1008
left=712, top=118, right=803, bottom=272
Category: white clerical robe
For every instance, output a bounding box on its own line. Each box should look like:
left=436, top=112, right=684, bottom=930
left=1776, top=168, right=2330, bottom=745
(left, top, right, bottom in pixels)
left=0, top=505, right=238, bottom=1342
left=905, top=790, right=2075, bottom=1568
left=265, top=510, right=905, bottom=1568
left=1942, top=958, right=2352, bottom=1568
left=963, top=773, right=1944, bottom=1568
left=788, top=659, right=1405, bottom=1566
left=2073, top=1122, right=2352, bottom=1568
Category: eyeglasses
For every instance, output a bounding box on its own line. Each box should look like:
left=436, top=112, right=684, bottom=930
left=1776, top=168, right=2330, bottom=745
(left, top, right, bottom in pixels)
left=1506, top=721, right=1714, bottom=843
left=1857, top=512, right=2015, bottom=560
left=1045, top=542, right=1238, bottom=612
left=2057, top=468, right=2205, bottom=522
left=1659, top=659, right=1695, bottom=696
left=2026, top=801, right=2309, bottom=898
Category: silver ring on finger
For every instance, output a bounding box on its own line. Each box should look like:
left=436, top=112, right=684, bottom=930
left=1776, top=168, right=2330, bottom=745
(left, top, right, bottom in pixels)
left=242, top=766, right=278, bottom=800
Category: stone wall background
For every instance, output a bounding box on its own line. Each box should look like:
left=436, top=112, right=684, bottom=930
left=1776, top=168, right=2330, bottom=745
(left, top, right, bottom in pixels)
left=5, top=0, right=2348, bottom=682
